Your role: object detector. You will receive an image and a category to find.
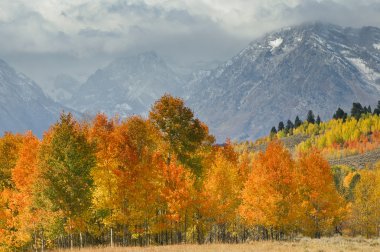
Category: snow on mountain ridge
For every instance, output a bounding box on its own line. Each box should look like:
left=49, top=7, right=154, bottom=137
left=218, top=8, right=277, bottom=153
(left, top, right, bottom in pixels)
left=186, top=23, right=380, bottom=141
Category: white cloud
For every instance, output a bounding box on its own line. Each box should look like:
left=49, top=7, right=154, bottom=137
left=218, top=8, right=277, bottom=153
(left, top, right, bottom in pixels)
left=1, top=0, right=380, bottom=86
left=1, top=0, right=380, bottom=56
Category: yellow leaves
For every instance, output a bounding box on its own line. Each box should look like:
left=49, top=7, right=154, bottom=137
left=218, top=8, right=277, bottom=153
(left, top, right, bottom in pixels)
left=343, top=172, right=358, bottom=189
left=202, top=147, right=240, bottom=225
left=348, top=169, right=379, bottom=237
left=296, top=114, right=380, bottom=158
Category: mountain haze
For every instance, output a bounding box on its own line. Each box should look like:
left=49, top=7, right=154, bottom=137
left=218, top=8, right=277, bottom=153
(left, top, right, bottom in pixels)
left=0, top=59, right=67, bottom=136
left=69, top=51, right=184, bottom=117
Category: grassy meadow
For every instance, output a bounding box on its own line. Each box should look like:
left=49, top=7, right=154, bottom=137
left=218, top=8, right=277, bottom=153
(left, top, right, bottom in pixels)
left=58, top=237, right=380, bottom=252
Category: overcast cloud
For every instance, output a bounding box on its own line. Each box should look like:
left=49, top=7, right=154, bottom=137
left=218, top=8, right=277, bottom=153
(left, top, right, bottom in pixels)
left=1, top=0, right=380, bottom=87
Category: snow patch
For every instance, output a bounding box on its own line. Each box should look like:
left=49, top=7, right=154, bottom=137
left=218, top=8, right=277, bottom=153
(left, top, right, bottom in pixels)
left=347, top=57, right=380, bottom=90
left=374, top=43, right=380, bottom=50
left=115, top=103, right=132, bottom=111
left=269, top=38, right=283, bottom=50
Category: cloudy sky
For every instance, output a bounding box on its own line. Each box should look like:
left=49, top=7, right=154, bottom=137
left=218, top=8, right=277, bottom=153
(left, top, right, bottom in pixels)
left=1, top=0, right=380, bottom=88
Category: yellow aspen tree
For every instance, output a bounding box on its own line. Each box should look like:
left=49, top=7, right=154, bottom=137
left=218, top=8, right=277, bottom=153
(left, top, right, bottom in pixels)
left=350, top=169, right=379, bottom=238
left=201, top=147, right=240, bottom=242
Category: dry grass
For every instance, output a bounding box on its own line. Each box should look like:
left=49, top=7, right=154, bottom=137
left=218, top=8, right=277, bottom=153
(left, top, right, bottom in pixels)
left=57, top=237, right=380, bottom=252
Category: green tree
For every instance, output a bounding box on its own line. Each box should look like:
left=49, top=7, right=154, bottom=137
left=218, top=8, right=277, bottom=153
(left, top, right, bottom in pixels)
left=351, top=103, right=364, bottom=120
left=39, top=113, right=96, bottom=248
left=270, top=126, right=277, bottom=138
left=285, top=120, right=294, bottom=135
left=307, top=110, right=315, bottom=124
left=294, top=116, right=302, bottom=128
left=316, top=115, right=321, bottom=125
left=333, top=107, right=348, bottom=121
left=278, top=121, right=285, bottom=132
left=373, top=101, right=380, bottom=115
left=149, top=94, right=214, bottom=176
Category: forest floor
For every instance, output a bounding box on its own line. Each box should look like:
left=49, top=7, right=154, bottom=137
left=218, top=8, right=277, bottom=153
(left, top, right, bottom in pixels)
left=60, top=237, right=380, bottom=252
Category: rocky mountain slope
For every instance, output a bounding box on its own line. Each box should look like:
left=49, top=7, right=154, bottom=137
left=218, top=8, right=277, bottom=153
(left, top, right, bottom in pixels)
left=0, top=59, right=66, bottom=136
left=187, top=23, right=380, bottom=140
left=69, top=51, right=184, bottom=117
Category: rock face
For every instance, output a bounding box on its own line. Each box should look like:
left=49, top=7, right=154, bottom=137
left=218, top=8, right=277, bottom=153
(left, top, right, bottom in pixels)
left=0, top=59, right=65, bottom=136
left=69, top=51, right=184, bottom=117
left=187, top=23, right=380, bottom=141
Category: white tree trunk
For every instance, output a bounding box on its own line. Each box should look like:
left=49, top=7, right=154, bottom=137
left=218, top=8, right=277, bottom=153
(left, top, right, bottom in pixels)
left=111, top=227, right=114, bottom=247
left=80, top=232, right=83, bottom=248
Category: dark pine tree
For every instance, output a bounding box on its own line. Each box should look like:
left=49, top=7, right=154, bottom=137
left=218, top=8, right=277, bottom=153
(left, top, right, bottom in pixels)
left=270, top=126, right=277, bottom=139
left=316, top=115, right=321, bottom=125
left=278, top=121, right=285, bottom=132
left=294, top=116, right=302, bottom=128
left=351, top=102, right=364, bottom=120
left=374, top=101, right=380, bottom=115
left=307, top=110, right=315, bottom=124
left=285, top=120, right=294, bottom=135
left=270, top=126, right=277, bottom=134
left=333, top=107, right=348, bottom=122
left=367, top=105, right=372, bottom=114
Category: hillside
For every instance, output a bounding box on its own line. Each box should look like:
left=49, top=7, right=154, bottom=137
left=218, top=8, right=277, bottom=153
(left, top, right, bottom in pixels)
left=248, top=107, right=380, bottom=169
left=187, top=23, right=380, bottom=141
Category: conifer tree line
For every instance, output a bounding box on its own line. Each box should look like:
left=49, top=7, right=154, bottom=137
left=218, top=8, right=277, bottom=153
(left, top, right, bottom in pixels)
left=271, top=101, right=380, bottom=136
left=1, top=95, right=380, bottom=251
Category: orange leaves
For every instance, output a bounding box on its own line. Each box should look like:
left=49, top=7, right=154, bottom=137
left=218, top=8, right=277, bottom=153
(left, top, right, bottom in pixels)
left=12, top=131, right=40, bottom=192
left=161, top=159, right=195, bottom=223
left=0, top=131, right=41, bottom=249
left=296, top=151, right=346, bottom=237
left=239, top=141, right=346, bottom=236
left=240, top=141, right=299, bottom=230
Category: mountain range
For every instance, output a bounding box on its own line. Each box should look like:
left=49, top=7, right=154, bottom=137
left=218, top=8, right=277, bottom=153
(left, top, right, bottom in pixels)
left=187, top=23, right=380, bottom=140
left=0, top=59, right=67, bottom=136
left=69, top=51, right=184, bottom=118
left=1, top=23, right=380, bottom=141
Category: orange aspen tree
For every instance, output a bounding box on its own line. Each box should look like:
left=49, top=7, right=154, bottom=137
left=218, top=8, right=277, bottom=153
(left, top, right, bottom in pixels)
left=0, top=133, right=24, bottom=249
left=296, top=151, right=346, bottom=238
left=160, top=158, right=196, bottom=242
left=239, top=141, right=299, bottom=238
left=112, top=116, right=163, bottom=243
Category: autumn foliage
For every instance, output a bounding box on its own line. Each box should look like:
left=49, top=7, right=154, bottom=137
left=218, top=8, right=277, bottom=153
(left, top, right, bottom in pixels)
left=0, top=95, right=379, bottom=251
